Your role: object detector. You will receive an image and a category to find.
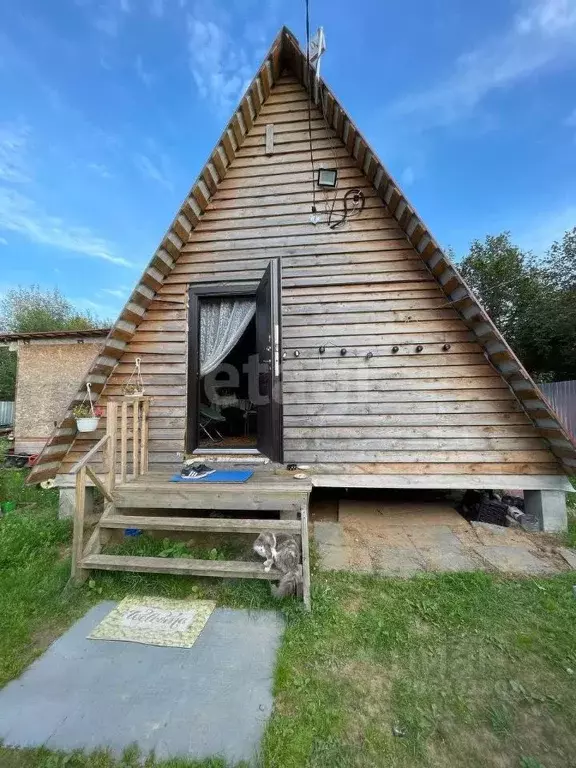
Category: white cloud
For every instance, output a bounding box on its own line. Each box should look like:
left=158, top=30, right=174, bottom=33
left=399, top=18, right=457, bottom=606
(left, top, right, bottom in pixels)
left=0, top=187, right=134, bottom=267
left=150, top=0, right=164, bottom=16
left=135, top=55, right=155, bottom=87
left=88, top=162, right=113, bottom=179
left=102, top=286, right=129, bottom=298
left=516, top=202, right=576, bottom=254
left=515, top=0, right=576, bottom=34
left=186, top=9, right=255, bottom=113
left=73, top=297, right=119, bottom=321
left=389, top=0, right=576, bottom=129
left=133, top=149, right=174, bottom=191
left=401, top=166, right=416, bottom=187
left=90, top=0, right=131, bottom=37
left=0, top=236, right=7, bottom=246
left=0, top=122, right=31, bottom=184
left=565, top=107, right=576, bottom=126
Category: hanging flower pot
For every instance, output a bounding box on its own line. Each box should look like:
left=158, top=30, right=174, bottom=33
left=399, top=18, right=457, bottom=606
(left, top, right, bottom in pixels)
left=122, top=382, right=145, bottom=397
left=73, top=404, right=103, bottom=432
left=122, top=357, right=145, bottom=397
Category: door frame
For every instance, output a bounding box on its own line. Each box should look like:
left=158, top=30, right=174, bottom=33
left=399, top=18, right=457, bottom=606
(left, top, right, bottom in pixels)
left=187, top=281, right=260, bottom=454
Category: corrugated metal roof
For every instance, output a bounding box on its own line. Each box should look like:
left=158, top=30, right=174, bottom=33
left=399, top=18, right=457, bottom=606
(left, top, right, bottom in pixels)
left=541, top=381, right=576, bottom=443
left=0, top=401, right=14, bottom=427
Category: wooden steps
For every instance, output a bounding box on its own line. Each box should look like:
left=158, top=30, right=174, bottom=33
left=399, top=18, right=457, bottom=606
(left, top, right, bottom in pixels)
left=111, top=469, right=312, bottom=513
left=100, top=514, right=302, bottom=534
left=71, top=461, right=312, bottom=608
left=82, top=554, right=281, bottom=580
left=112, top=486, right=309, bottom=512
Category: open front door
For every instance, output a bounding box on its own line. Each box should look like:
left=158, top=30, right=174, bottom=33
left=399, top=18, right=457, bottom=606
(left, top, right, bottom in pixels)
left=256, top=259, right=282, bottom=462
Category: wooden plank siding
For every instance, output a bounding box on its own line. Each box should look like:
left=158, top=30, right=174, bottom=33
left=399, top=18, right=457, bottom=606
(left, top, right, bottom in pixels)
left=57, top=73, right=562, bottom=478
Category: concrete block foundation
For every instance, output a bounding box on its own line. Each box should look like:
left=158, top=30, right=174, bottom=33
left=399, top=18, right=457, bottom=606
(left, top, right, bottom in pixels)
left=59, top=487, right=94, bottom=520
left=524, top=490, right=568, bottom=533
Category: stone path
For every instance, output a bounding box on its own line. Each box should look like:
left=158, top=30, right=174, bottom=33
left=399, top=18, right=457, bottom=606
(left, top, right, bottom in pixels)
left=0, top=602, right=283, bottom=763
left=314, top=500, right=574, bottom=576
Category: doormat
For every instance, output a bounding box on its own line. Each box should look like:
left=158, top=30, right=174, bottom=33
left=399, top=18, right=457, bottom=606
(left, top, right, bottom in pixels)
left=170, top=469, right=254, bottom=483
left=88, top=596, right=216, bottom=648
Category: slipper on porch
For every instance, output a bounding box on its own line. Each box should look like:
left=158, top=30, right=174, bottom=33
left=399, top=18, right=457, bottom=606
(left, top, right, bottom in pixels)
left=170, top=470, right=254, bottom=483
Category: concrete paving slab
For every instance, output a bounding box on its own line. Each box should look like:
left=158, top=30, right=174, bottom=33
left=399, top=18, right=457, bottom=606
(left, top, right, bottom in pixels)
left=0, top=601, right=283, bottom=764
left=557, top=547, right=576, bottom=569
left=344, top=543, right=374, bottom=572
left=474, top=546, right=557, bottom=574
left=314, top=521, right=345, bottom=547
left=375, top=547, right=426, bottom=577
left=407, top=525, right=463, bottom=551
left=352, top=527, right=414, bottom=549
left=339, top=500, right=469, bottom=529
left=472, top=523, right=538, bottom=550
left=423, top=547, right=483, bottom=572
left=317, top=543, right=349, bottom=570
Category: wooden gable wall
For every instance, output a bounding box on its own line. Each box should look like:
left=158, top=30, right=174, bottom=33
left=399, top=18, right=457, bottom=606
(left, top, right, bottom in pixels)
left=58, top=73, right=562, bottom=478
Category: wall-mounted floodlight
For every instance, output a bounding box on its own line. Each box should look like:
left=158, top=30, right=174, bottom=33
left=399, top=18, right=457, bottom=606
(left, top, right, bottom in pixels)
left=317, top=168, right=338, bottom=188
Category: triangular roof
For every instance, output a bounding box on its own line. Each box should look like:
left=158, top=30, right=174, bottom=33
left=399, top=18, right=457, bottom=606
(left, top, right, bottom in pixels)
left=29, top=26, right=576, bottom=482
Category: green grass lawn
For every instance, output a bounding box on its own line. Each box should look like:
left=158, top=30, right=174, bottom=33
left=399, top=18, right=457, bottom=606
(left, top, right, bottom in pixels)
left=2, top=470, right=576, bottom=768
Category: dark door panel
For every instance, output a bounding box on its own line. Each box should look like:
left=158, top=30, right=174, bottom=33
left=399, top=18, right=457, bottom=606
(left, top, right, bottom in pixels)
left=256, top=259, right=283, bottom=462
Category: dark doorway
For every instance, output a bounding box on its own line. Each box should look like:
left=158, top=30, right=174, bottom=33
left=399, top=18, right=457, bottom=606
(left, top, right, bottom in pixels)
left=198, top=315, right=257, bottom=449
left=187, top=260, right=283, bottom=461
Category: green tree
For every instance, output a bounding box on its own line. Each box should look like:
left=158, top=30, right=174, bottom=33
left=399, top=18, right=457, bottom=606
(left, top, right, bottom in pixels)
left=0, top=286, right=104, bottom=401
left=0, top=286, right=101, bottom=333
left=547, top=227, right=576, bottom=292
left=460, top=229, right=576, bottom=382
left=0, top=349, right=16, bottom=401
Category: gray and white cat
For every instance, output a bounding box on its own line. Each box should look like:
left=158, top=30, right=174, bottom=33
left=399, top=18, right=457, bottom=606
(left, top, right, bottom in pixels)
left=253, top=531, right=301, bottom=598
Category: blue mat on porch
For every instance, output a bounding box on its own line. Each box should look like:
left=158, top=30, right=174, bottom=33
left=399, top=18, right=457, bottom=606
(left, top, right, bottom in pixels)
left=170, top=470, right=254, bottom=483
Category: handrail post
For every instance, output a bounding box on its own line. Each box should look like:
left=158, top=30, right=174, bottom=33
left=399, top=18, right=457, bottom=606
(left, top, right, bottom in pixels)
left=71, top=465, right=87, bottom=580
left=106, top=401, right=118, bottom=493
left=132, top=399, right=140, bottom=479
left=140, top=398, right=150, bottom=475
left=120, top=401, right=128, bottom=484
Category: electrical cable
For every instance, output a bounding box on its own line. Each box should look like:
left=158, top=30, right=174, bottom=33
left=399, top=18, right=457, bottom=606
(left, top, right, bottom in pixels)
left=305, top=0, right=317, bottom=213
left=328, top=188, right=365, bottom=229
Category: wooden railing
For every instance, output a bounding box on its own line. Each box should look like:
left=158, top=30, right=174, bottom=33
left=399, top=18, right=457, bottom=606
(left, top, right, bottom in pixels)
left=117, top=396, right=150, bottom=483
left=69, top=396, right=151, bottom=579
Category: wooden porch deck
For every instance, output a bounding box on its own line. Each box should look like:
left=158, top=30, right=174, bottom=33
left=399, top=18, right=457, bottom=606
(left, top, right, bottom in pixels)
left=113, top=466, right=312, bottom=513
left=69, top=401, right=312, bottom=607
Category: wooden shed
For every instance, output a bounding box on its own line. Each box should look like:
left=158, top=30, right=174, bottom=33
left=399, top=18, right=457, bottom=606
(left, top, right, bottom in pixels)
left=27, top=28, right=575, bottom=592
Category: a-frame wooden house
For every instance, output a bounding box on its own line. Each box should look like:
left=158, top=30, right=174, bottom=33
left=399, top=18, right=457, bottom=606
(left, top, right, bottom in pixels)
left=28, top=28, right=574, bottom=593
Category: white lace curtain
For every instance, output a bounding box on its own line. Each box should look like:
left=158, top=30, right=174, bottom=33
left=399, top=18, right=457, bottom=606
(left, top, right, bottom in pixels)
left=199, top=297, right=256, bottom=377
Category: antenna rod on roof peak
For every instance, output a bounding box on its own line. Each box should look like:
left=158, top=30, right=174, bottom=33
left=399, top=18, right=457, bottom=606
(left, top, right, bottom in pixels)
left=309, top=26, right=326, bottom=104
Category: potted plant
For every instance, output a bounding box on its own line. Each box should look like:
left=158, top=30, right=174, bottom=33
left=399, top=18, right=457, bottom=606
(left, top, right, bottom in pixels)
left=122, top=382, right=144, bottom=397
left=73, top=404, right=103, bottom=432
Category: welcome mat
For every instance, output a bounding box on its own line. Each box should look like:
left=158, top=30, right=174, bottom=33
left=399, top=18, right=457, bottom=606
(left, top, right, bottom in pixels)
left=88, top=596, right=216, bottom=648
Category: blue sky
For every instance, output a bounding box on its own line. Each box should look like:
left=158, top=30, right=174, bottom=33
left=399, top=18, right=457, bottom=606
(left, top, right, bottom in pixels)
left=0, top=0, right=575, bottom=323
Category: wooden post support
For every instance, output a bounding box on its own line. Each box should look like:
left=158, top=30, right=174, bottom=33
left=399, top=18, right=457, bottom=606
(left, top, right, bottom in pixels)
left=300, top=502, right=311, bottom=610
left=140, top=398, right=150, bottom=474
left=133, top=399, right=140, bottom=478
left=72, top=466, right=87, bottom=580
left=120, top=401, right=128, bottom=484
left=106, top=401, right=118, bottom=493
